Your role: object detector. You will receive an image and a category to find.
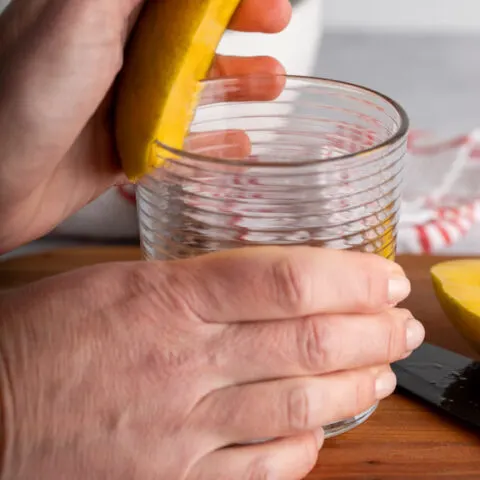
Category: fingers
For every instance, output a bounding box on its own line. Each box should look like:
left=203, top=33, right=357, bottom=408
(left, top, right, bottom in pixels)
left=172, top=247, right=411, bottom=323
left=209, top=54, right=286, bottom=83
left=125, top=0, right=292, bottom=38
left=192, top=366, right=394, bottom=446
left=189, top=432, right=321, bottom=480
left=185, top=130, right=251, bottom=159
left=218, top=308, right=425, bottom=383
left=206, top=55, right=286, bottom=102
left=229, top=0, right=293, bottom=33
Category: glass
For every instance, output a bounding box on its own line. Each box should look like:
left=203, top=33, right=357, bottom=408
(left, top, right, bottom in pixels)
left=137, top=74, right=409, bottom=438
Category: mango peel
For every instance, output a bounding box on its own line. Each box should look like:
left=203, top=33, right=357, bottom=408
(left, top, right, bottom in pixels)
left=431, top=259, right=480, bottom=355
left=115, top=0, right=242, bottom=181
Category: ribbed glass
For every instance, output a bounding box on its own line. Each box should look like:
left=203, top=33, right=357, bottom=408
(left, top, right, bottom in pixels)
left=137, top=74, right=409, bottom=438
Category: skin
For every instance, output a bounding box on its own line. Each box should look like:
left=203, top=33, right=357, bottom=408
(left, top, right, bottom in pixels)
left=0, top=1, right=426, bottom=478
left=1, top=248, right=422, bottom=479
left=0, top=0, right=290, bottom=252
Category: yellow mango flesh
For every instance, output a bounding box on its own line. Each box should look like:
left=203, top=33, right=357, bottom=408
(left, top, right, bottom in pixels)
left=115, top=0, right=242, bottom=181
left=431, top=259, right=480, bottom=354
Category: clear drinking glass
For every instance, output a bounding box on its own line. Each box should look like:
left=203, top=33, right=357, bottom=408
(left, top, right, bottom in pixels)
left=137, top=74, right=409, bottom=438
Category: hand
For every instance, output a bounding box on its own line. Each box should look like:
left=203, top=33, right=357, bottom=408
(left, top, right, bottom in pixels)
left=0, top=247, right=422, bottom=479
left=0, top=0, right=292, bottom=252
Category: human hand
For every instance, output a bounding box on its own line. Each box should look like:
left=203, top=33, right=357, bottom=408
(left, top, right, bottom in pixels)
left=0, top=247, right=422, bottom=479
left=0, top=0, right=291, bottom=252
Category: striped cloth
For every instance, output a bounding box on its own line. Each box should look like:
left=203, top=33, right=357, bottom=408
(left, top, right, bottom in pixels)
left=397, top=129, right=480, bottom=254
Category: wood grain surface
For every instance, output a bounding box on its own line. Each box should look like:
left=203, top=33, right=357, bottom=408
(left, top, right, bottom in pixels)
left=1, top=248, right=479, bottom=479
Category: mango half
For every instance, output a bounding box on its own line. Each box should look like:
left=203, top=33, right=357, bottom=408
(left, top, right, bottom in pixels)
left=431, top=259, right=480, bottom=355
left=115, top=0, right=242, bottom=181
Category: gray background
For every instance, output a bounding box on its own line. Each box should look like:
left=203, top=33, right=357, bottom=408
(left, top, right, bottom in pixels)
left=324, top=0, right=480, bottom=32
left=317, top=33, right=480, bottom=136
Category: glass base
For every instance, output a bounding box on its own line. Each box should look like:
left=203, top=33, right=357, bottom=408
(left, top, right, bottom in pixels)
left=231, top=403, right=378, bottom=447
left=323, top=403, right=378, bottom=439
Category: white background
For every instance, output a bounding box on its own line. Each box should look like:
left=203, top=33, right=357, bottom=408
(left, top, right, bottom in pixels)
left=3, top=0, right=480, bottom=32
left=324, top=0, right=480, bottom=32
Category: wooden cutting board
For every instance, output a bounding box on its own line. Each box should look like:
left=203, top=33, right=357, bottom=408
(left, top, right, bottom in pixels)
left=1, top=248, right=480, bottom=479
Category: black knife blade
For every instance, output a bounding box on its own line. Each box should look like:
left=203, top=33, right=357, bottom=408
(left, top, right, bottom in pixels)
left=392, top=342, right=480, bottom=429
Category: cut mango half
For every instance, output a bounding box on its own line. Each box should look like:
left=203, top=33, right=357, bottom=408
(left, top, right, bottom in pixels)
left=115, top=0, right=242, bottom=181
left=431, top=259, right=480, bottom=355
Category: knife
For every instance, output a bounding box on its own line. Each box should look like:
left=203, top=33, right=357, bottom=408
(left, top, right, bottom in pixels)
left=392, top=342, right=480, bottom=428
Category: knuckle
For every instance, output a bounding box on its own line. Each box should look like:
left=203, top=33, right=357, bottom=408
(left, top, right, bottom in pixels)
left=126, top=261, right=206, bottom=321
left=270, top=256, right=311, bottom=314
left=387, top=308, right=412, bottom=355
left=385, top=320, right=401, bottom=362
left=297, top=316, right=331, bottom=371
left=352, top=374, right=375, bottom=414
left=355, top=262, right=388, bottom=312
left=385, top=311, right=405, bottom=359
left=125, top=261, right=164, bottom=298
left=285, top=385, right=312, bottom=431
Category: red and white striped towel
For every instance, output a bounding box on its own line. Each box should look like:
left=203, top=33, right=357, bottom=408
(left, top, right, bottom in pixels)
left=398, top=129, right=480, bottom=254
left=54, top=130, right=480, bottom=255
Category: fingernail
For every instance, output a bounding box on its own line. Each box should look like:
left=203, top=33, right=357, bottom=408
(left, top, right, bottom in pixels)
left=406, top=318, right=425, bottom=351
left=388, top=276, right=411, bottom=304
left=375, top=371, right=397, bottom=399
left=314, top=428, right=324, bottom=449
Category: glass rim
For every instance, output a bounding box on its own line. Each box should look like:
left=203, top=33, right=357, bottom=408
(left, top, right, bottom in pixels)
left=153, top=74, right=410, bottom=169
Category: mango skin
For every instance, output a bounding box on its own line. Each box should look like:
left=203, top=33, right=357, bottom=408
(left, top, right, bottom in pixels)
left=431, top=259, right=480, bottom=355
left=115, top=0, right=242, bottom=181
